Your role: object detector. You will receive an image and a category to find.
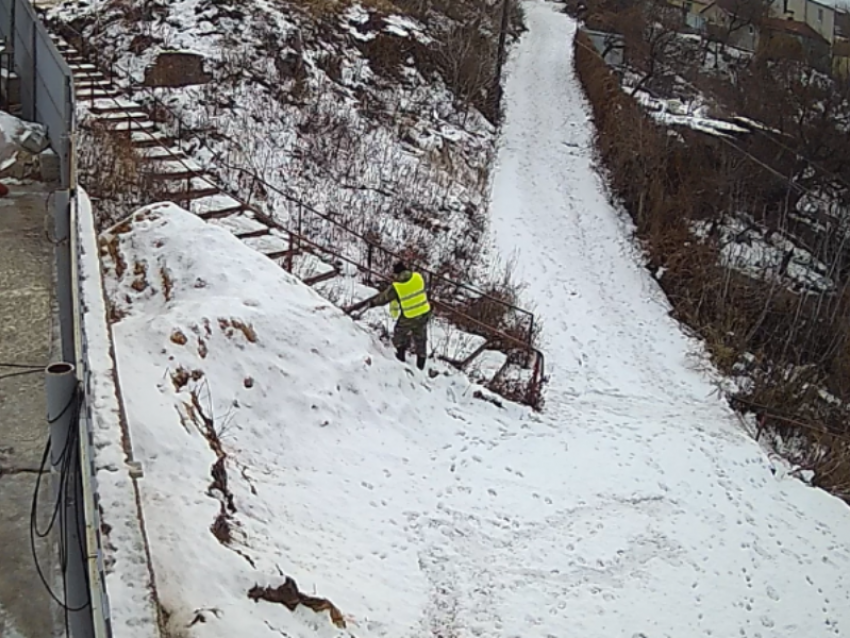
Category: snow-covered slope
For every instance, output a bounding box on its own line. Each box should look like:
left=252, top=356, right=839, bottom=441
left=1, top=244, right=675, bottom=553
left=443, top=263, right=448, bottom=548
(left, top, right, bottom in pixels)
left=92, top=2, right=850, bottom=636
left=104, top=191, right=850, bottom=638
left=53, top=0, right=501, bottom=275
left=101, top=202, right=529, bottom=637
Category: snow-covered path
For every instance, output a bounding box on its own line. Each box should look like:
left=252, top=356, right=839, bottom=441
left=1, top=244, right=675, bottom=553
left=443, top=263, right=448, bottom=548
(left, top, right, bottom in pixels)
left=483, top=1, right=850, bottom=634
left=490, top=3, right=709, bottom=409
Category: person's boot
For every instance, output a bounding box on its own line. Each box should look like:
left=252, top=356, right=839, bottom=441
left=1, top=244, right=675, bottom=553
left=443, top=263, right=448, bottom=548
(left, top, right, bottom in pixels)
left=416, top=355, right=426, bottom=371
left=395, top=348, right=406, bottom=363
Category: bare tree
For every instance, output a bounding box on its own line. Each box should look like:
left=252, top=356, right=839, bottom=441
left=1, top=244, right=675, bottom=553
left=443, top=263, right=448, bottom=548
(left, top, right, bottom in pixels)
left=617, top=0, right=680, bottom=96
left=701, top=0, right=771, bottom=64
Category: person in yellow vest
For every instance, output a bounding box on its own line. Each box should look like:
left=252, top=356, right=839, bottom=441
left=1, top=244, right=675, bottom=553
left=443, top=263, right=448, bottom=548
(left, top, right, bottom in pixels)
left=346, top=261, right=432, bottom=370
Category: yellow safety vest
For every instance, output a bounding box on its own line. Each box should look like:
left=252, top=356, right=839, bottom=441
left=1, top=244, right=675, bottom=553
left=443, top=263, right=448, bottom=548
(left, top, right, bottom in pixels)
left=390, top=272, right=431, bottom=319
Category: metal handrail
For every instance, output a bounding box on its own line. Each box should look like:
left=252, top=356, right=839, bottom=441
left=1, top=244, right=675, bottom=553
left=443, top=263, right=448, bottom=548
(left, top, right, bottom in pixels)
left=51, top=20, right=537, bottom=333
left=51, top=19, right=547, bottom=408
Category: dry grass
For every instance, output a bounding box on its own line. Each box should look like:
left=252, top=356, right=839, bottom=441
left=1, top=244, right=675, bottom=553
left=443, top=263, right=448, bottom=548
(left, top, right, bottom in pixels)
left=77, top=120, right=154, bottom=232
left=247, top=577, right=347, bottom=629
left=161, top=267, right=175, bottom=300
left=210, top=507, right=234, bottom=544
left=573, top=29, right=850, bottom=499
left=131, top=261, right=148, bottom=291
left=171, top=367, right=204, bottom=391
left=218, top=318, right=258, bottom=343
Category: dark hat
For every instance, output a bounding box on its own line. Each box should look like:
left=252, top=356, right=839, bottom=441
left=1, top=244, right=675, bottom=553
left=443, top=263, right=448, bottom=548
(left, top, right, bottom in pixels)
left=393, top=261, right=407, bottom=274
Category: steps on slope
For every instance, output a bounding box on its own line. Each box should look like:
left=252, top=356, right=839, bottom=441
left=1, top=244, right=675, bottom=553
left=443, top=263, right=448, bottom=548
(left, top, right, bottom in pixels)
left=52, top=35, right=341, bottom=290
left=44, top=28, right=545, bottom=407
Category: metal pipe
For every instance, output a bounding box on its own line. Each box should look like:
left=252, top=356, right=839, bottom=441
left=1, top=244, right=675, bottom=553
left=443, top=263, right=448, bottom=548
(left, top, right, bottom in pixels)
left=46, top=362, right=94, bottom=638
left=53, top=189, right=75, bottom=361
left=46, top=362, right=75, bottom=481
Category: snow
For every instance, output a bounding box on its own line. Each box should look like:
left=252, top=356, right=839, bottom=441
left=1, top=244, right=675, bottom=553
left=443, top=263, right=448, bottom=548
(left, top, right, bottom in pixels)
left=77, top=2, right=850, bottom=637
left=100, top=202, right=528, bottom=637
left=627, top=84, right=749, bottom=138
left=382, top=15, right=432, bottom=44
left=486, top=2, right=850, bottom=635
left=74, top=190, right=161, bottom=637
left=0, top=109, right=47, bottom=168
left=100, top=190, right=850, bottom=638
left=691, top=217, right=835, bottom=293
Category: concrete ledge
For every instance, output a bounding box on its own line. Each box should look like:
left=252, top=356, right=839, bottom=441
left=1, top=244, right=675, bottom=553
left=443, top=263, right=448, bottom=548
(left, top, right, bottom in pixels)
left=0, top=183, right=56, bottom=638
left=74, top=189, right=163, bottom=638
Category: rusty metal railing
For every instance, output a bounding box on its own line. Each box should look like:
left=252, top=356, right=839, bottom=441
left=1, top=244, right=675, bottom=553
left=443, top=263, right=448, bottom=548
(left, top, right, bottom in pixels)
left=50, top=19, right=547, bottom=408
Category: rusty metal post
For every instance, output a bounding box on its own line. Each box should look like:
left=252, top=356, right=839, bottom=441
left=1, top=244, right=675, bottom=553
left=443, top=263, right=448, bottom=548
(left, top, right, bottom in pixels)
left=367, top=242, right=373, bottom=283
left=297, top=202, right=303, bottom=251
left=285, top=232, right=293, bottom=273
left=528, top=352, right=543, bottom=409
left=526, top=315, right=535, bottom=368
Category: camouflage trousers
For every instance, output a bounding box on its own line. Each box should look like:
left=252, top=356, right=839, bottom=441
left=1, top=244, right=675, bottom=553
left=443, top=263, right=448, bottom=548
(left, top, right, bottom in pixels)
left=392, top=312, right=431, bottom=358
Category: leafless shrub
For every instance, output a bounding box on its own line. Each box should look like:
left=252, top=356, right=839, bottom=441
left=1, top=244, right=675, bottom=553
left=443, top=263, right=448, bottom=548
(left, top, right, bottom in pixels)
left=575, top=28, right=850, bottom=497
left=432, top=19, right=496, bottom=117
left=76, top=120, right=152, bottom=231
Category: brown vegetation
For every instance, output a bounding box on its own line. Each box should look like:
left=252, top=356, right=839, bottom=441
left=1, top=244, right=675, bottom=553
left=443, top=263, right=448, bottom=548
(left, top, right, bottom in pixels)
left=248, top=576, right=346, bottom=628
left=76, top=121, right=152, bottom=230
left=574, top=27, right=850, bottom=498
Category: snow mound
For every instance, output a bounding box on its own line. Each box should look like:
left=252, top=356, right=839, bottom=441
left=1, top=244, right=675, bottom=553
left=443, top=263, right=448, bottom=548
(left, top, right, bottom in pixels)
left=101, top=203, right=523, bottom=637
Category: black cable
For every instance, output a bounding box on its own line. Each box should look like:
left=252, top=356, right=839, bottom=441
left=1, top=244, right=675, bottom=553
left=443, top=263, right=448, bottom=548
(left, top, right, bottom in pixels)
left=0, top=369, right=46, bottom=381
left=29, top=439, right=84, bottom=611
left=32, top=403, right=77, bottom=540
left=28, top=384, right=91, bottom=618
left=32, top=439, right=61, bottom=539
left=0, top=362, right=46, bottom=369
left=48, top=389, right=80, bottom=424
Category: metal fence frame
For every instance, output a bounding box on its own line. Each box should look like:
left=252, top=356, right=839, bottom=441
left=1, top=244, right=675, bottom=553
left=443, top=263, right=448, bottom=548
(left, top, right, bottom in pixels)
left=0, top=2, right=113, bottom=638
left=0, top=0, right=73, bottom=188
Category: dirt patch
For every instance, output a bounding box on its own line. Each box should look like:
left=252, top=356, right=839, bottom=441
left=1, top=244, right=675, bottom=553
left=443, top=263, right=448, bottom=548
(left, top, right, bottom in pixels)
left=209, top=455, right=236, bottom=514
left=144, top=51, right=214, bottom=87
left=161, top=267, right=174, bottom=300
left=218, top=318, right=258, bottom=343
left=171, top=367, right=203, bottom=391
left=100, top=234, right=128, bottom=279
left=210, top=508, right=233, bottom=544
left=170, top=329, right=188, bottom=345
left=248, top=576, right=346, bottom=628
left=131, top=261, right=149, bottom=291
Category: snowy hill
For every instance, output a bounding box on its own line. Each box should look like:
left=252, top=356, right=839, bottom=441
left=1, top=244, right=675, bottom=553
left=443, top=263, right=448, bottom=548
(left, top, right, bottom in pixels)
left=52, top=0, right=515, bottom=277
left=68, top=0, right=850, bottom=636
left=101, top=202, right=528, bottom=637
left=101, top=198, right=850, bottom=638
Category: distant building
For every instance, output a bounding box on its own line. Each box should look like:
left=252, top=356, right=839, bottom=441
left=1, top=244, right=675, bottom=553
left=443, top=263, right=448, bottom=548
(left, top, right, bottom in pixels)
left=583, top=27, right=626, bottom=68
left=760, top=16, right=832, bottom=70
left=835, top=10, right=850, bottom=41
left=699, top=0, right=762, bottom=51
left=833, top=11, right=850, bottom=77
left=768, top=0, right=835, bottom=44
left=666, top=0, right=713, bottom=31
